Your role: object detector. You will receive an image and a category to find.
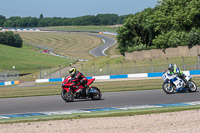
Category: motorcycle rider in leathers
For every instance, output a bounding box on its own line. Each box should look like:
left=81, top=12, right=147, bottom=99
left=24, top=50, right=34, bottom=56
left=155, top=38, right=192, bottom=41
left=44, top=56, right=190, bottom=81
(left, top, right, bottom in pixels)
left=167, top=64, right=188, bottom=87
left=66, top=67, right=89, bottom=95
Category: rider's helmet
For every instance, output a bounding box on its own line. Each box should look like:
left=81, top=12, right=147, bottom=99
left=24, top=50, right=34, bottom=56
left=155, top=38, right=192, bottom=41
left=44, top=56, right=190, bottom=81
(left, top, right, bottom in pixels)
left=168, top=64, right=174, bottom=72
left=69, top=67, right=76, bottom=76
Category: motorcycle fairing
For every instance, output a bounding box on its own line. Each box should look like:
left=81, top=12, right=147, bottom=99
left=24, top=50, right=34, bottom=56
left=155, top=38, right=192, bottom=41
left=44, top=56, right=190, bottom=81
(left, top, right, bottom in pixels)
left=87, top=78, right=95, bottom=86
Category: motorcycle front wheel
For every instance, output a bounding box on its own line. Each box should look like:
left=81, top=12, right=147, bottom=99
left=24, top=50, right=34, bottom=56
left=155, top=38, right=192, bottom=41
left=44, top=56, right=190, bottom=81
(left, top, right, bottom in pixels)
left=90, top=87, right=102, bottom=100
left=61, top=89, right=74, bottom=102
left=188, top=81, right=197, bottom=92
left=162, top=82, right=174, bottom=94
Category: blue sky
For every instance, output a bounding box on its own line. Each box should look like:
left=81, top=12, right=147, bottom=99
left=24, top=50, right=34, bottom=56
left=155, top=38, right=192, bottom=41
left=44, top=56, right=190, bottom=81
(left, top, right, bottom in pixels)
left=0, top=0, right=159, bottom=18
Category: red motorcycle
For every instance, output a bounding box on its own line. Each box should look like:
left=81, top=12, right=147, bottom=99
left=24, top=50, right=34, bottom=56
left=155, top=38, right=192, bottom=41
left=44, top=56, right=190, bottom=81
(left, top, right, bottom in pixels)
left=61, top=77, right=102, bottom=102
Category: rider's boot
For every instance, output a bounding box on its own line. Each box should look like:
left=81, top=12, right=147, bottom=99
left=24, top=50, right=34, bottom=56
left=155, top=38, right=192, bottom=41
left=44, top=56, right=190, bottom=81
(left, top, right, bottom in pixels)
left=86, top=87, right=90, bottom=95
left=179, top=75, right=188, bottom=88
left=84, top=84, right=90, bottom=96
left=183, top=79, right=189, bottom=88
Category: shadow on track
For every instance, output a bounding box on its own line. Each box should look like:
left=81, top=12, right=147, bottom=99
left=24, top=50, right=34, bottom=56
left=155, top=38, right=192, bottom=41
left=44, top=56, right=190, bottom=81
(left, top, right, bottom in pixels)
left=62, top=99, right=105, bottom=103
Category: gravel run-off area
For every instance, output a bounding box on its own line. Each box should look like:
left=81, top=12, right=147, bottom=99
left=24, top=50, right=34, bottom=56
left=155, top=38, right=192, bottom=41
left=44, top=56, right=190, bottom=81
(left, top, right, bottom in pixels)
left=0, top=109, right=200, bottom=133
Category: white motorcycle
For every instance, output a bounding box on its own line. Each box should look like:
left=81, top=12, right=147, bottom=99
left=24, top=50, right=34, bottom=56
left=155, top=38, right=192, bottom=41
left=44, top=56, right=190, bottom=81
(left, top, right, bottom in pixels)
left=162, top=71, right=197, bottom=94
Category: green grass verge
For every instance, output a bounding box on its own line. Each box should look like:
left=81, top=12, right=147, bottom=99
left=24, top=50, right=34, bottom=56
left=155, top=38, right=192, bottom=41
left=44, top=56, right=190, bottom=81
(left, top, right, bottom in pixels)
left=1, top=105, right=200, bottom=124
left=0, top=43, right=75, bottom=73
left=0, top=76, right=200, bottom=98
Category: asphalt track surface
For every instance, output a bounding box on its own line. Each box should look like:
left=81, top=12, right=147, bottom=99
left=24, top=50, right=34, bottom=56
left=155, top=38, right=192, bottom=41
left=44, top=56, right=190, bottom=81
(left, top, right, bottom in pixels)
left=0, top=88, right=199, bottom=115
left=83, top=33, right=116, bottom=57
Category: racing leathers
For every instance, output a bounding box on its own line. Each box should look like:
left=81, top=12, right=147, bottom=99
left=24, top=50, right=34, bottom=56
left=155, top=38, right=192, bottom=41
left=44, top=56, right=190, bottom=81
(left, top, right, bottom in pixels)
left=168, top=65, right=188, bottom=87
left=65, top=71, right=89, bottom=95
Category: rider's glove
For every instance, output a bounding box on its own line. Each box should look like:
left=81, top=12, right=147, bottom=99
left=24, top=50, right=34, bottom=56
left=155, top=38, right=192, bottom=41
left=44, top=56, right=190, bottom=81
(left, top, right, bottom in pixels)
left=174, top=72, right=179, bottom=75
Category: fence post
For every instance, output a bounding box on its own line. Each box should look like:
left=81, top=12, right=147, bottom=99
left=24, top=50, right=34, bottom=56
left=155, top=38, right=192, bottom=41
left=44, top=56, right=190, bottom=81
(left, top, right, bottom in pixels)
left=17, top=71, right=19, bottom=80
left=182, top=56, right=185, bottom=70
left=39, top=67, right=41, bottom=79
left=81, top=64, right=83, bottom=71
left=4, top=70, right=7, bottom=81
left=49, top=66, right=51, bottom=78
left=198, top=55, right=200, bottom=70
left=8, top=70, right=11, bottom=81
left=166, top=57, right=169, bottom=65
left=59, top=65, right=61, bottom=78
left=13, top=66, right=15, bottom=80
left=106, top=62, right=109, bottom=75
left=134, top=60, right=137, bottom=73
left=93, top=63, right=95, bottom=76
left=120, top=61, right=124, bottom=74
left=150, top=59, right=153, bottom=72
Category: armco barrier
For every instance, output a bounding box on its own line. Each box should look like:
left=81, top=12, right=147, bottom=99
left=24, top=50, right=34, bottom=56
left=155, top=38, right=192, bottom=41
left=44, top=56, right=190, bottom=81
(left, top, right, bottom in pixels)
left=35, top=70, right=200, bottom=83
left=0, top=80, right=19, bottom=86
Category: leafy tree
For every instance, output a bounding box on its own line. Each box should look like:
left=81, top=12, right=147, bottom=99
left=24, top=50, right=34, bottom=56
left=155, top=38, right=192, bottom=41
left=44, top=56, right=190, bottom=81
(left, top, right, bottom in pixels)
left=95, top=14, right=118, bottom=25
left=117, top=8, right=158, bottom=55
left=117, top=15, right=129, bottom=24
left=187, top=28, right=200, bottom=47
left=153, top=0, right=200, bottom=32
left=38, top=19, right=47, bottom=27
left=117, top=0, right=200, bottom=55
left=2, top=14, right=125, bottom=27
left=0, top=15, right=6, bottom=27
left=153, top=30, right=188, bottom=49
left=39, top=14, right=44, bottom=19
left=4, top=20, right=15, bottom=27
left=0, top=31, right=22, bottom=48
left=4, top=16, right=21, bottom=27
left=151, top=0, right=200, bottom=49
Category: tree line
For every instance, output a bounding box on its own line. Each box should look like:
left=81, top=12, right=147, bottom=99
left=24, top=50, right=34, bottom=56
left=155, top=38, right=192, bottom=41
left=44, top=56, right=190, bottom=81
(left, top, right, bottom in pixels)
left=117, top=0, right=200, bottom=55
left=0, top=31, right=23, bottom=48
left=0, top=14, right=127, bottom=28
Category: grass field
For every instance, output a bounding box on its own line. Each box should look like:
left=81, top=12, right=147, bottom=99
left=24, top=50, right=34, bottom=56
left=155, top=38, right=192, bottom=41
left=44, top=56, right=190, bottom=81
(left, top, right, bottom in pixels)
left=42, top=25, right=119, bottom=33
left=0, top=43, right=75, bottom=74
left=18, top=32, right=102, bottom=60
left=0, top=76, right=200, bottom=98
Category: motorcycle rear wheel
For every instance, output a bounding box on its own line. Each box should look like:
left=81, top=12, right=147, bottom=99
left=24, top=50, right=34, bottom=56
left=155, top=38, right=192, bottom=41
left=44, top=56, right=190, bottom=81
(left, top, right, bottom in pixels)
left=162, top=82, right=174, bottom=94
left=90, top=87, right=102, bottom=100
left=188, top=81, right=197, bottom=92
left=61, top=89, right=74, bottom=102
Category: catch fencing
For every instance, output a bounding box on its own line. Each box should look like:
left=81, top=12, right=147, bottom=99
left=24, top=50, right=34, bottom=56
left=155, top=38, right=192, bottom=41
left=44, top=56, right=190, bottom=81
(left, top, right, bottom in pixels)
left=79, top=63, right=200, bottom=77
left=2, top=56, right=200, bottom=81
left=38, top=62, right=200, bottom=79
left=0, top=70, right=19, bottom=82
